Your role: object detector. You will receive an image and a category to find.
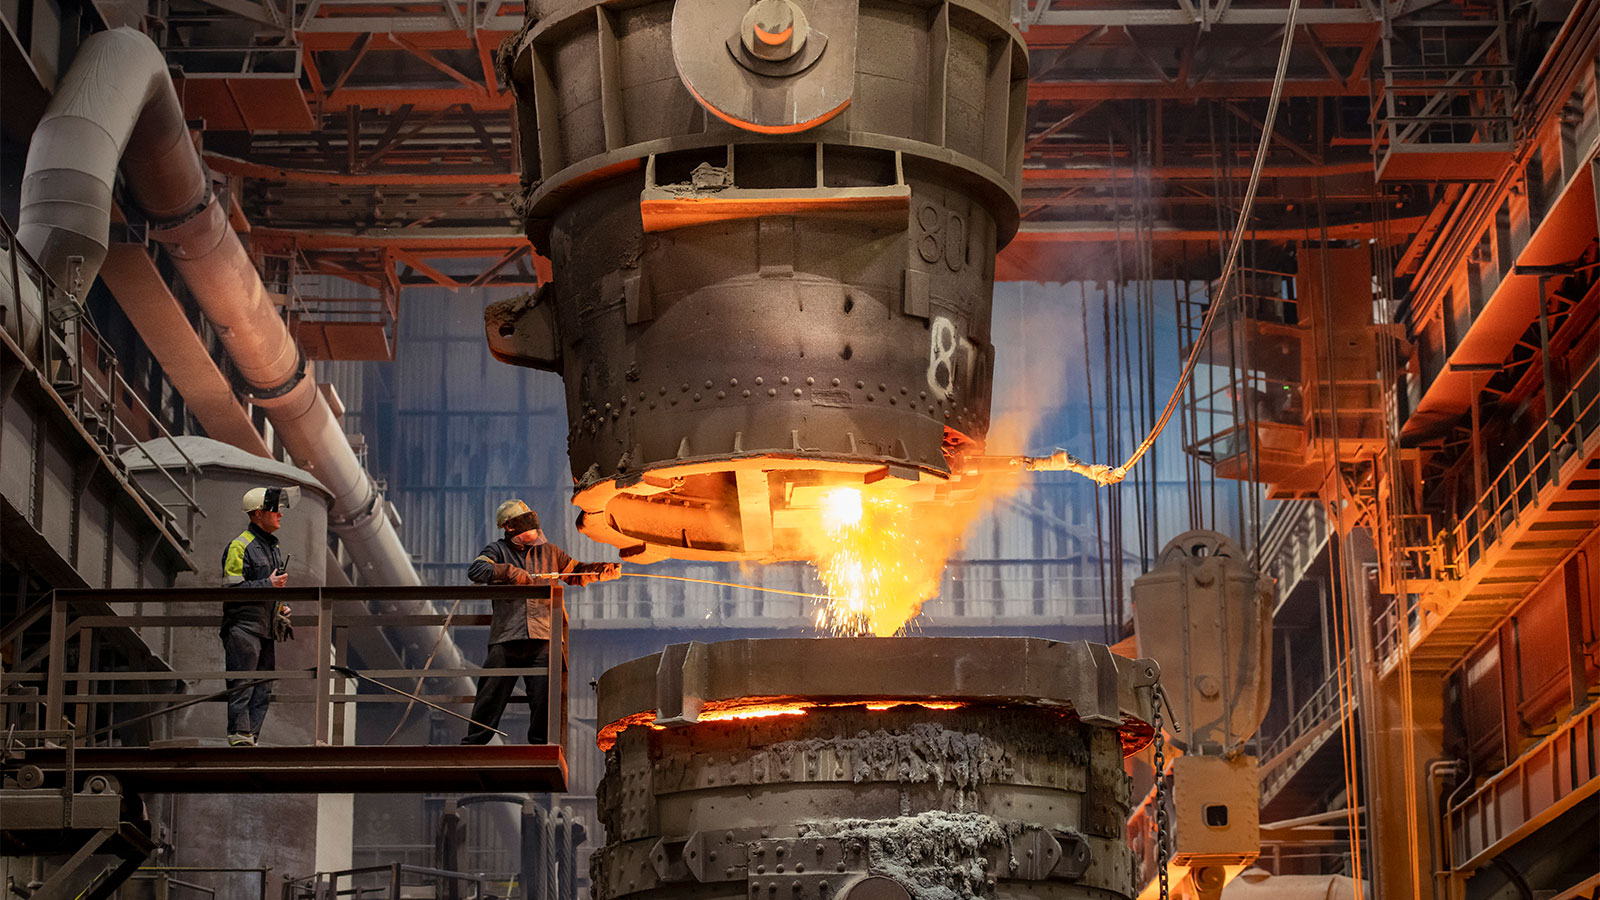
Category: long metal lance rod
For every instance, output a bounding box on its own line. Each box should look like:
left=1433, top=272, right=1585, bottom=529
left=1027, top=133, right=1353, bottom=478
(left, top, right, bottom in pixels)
left=383, top=595, right=466, bottom=746
left=82, top=676, right=279, bottom=741
left=333, top=665, right=508, bottom=737
left=520, top=571, right=842, bottom=602
left=82, top=669, right=510, bottom=741
left=621, top=572, right=839, bottom=601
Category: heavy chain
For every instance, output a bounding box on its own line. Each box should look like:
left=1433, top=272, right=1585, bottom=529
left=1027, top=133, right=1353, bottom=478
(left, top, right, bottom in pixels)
left=1151, top=685, right=1171, bottom=900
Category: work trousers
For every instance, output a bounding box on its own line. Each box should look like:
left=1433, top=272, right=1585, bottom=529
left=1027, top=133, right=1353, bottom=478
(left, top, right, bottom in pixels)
left=222, top=626, right=275, bottom=736
left=462, top=638, right=550, bottom=745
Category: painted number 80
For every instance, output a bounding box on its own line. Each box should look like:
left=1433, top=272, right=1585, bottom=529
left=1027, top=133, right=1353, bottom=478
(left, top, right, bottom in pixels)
left=917, top=203, right=967, bottom=273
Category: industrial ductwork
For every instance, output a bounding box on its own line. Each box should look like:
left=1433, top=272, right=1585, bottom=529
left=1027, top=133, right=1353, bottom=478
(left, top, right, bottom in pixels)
left=17, top=27, right=473, bottom=683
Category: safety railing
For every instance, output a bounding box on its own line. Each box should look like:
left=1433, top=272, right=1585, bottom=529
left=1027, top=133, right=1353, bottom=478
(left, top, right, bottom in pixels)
left=0, top=215, right=206, bottom=543
left=1394, top=512, right=1444, bottom=584
left=128, top=867, right=272, bottom=900
left=261, top=250, right=399, bottom=361
left=1257, top=500, right=1330, bottom=606
left=1376, top=352, right=1600, bottom=661
left=154, top=42, right=303, bottom=77
left=1184, top=375, right=1307, bottom=426
left=1448, top=695, right=1600, bottom=872
left=1183, top=373, right=1310, bottom=479
left=0, top=585, right=568, bottom=753
left=1253, top=841, right=1356, bottom=876
left=282, top=863, right=486, bottom=900
left=1373, top=12, right=1517, bottom=179
left=1447, top=353, right=1600, bottom=572
left=1257, top=666, right=1353, bottom=800
left=565, top=562, right=1118, bottom=629
left=1372, top=591, right=1411, bottom=665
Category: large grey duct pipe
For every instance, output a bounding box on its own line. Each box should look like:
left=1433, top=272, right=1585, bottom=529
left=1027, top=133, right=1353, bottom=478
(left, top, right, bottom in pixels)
left=17, top=27, right=477, bottom=690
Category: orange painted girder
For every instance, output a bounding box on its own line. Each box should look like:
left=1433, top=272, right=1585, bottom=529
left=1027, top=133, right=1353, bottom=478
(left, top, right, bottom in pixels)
left=208, top=155, right=520, bottom=186
left=1403, top=163, right=1597, bottom=437
left=1029, top=79, right=1374, bottom=100
left=1019, top=22, right=1377, bottom=49
left=1022, top=162, right=1373, bottom=182
left=253, top=228, right=528, bottom=251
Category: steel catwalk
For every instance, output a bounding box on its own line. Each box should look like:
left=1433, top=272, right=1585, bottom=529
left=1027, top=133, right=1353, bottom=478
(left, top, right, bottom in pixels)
left=9, top=744, right=566, bottom=793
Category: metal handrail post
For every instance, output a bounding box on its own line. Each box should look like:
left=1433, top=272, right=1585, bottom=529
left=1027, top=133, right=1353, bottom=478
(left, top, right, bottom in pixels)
left=314, top=588, right=333, bottom=745
left=1535, top=263, right=1559, bottom=493
left=548, top=585, right=566, bottom=753
left=45, top=592, right=68, bottom=725
left=333, top=623, right=349, bottom=746
left=74, top=626, right=92, bottom=745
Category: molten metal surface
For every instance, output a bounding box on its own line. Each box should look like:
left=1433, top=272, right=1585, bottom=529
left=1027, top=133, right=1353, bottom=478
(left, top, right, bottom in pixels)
left=596, top=637, right=1160, bottom=755
left=598, top=695, right=1156, bottom=755
left=696, top=703, right=811, bottom=722
left=597, top=697, right=971, bottom=750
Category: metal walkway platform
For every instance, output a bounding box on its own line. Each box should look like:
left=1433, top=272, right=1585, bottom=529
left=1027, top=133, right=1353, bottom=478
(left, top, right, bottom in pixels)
left=4, top=586, right=575, bottom=797
left=16, top=744, right=566, bottom=793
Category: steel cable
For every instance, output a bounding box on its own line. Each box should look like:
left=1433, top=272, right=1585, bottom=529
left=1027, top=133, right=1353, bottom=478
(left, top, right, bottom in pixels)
left=1056, top=0, right=1304, bottom=486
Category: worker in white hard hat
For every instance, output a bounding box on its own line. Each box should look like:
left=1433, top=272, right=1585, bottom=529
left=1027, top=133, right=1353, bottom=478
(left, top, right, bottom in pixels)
left=461, top=498, right=620, bottom=745
left=219, top=486, right=298, bottom=747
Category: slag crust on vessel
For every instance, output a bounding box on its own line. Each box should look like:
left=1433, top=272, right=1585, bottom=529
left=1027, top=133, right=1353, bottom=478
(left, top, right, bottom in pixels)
left=590, top=638, right=1156, bottom=900
left=593, top=704, right=1138, bottom=900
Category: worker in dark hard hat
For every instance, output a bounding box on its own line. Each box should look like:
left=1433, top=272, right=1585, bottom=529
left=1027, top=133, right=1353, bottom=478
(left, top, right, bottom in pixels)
left=220, top=486, right=298, bottom=747
left=462, top=499, right=620, bottom=745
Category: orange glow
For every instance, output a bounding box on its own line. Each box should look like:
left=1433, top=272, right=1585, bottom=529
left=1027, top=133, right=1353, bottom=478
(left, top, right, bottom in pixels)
left=696, top=704, right=810, bottom=722
left=683, top=78, right=852, bottom=134
left=596, top=698, right=1153, bottom=756
left=754, top=25, right=793, bottom=44
left=802, top=484, right=946, bottom=636
left=794, top=300, right=1081, bottom=636
left=597, top=698, right=974, bottom=749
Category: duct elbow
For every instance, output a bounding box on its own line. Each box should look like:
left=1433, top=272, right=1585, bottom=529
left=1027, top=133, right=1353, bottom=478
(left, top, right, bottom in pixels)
left=19, top=27, right=206, bottom=291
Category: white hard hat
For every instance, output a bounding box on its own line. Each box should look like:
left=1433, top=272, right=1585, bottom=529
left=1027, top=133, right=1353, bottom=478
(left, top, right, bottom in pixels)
left=242, top=486, right=299, bottom=513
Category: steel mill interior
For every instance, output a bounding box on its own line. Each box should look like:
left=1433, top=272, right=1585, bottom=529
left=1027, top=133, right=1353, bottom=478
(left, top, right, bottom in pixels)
left=3, top=0, right=1599, bottom=899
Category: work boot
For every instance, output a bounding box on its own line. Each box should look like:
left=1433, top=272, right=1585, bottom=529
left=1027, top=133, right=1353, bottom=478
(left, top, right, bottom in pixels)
left=227, top=732, right=256, bottom=747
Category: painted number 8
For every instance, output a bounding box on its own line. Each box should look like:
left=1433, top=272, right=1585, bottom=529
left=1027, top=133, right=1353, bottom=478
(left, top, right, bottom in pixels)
left=928, top=316, right=958, bottom=402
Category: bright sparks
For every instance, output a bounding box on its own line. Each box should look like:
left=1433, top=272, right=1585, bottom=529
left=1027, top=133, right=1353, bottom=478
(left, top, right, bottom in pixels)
left=805, top=485, right=945, bottom=637
left=819, top=486, right=864, bottom=530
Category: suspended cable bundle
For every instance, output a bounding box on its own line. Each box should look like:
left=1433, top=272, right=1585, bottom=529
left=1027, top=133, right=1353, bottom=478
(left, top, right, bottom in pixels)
left=1048, top=0, right=1304, bottom=488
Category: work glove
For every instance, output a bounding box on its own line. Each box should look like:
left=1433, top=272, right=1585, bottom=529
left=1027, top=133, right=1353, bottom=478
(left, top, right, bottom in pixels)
left=492, top=563, right=538, bottom=585
left=273, top=603, right=294, bottom=641
left=565, top=562, right=621, bottom=586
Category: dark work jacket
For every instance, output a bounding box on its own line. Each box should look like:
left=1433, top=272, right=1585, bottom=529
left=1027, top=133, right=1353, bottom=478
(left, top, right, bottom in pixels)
left=468, top=535, right=585, bottom=643
left=221, top=522, right=284, bottom=639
